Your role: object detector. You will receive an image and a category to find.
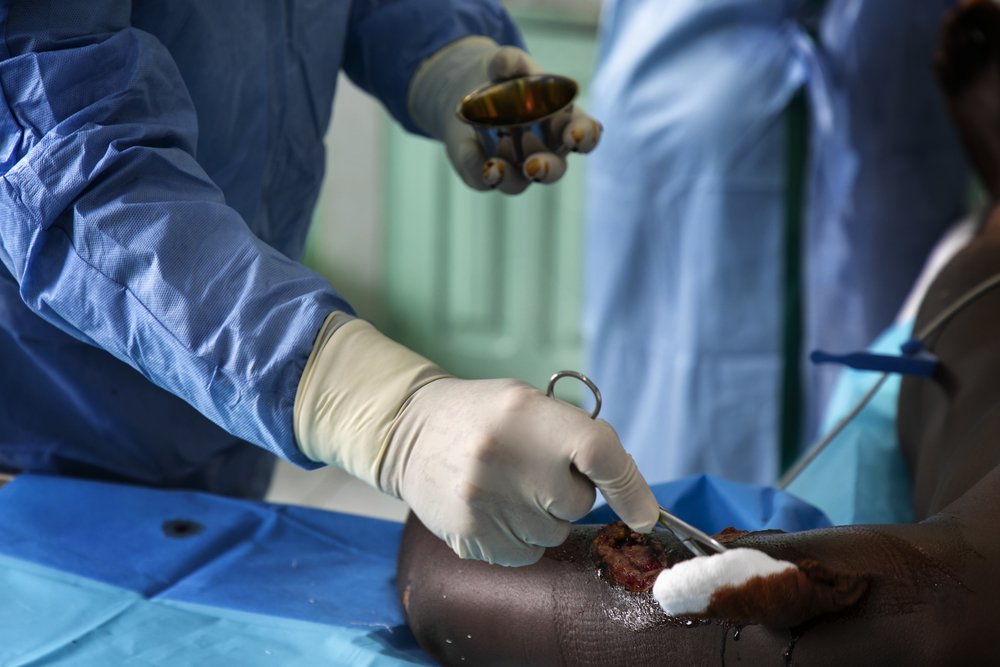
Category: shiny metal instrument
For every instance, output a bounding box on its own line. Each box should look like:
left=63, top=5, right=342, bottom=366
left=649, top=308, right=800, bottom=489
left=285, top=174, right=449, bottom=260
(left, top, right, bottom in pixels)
left=655, top=507, right=726, bottom=557
left=457, top=74, right=578, bottom=168
left=546, top=370, right=726, bottom=558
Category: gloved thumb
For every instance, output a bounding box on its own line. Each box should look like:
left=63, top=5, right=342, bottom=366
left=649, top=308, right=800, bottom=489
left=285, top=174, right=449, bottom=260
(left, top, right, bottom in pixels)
left=488, top=46, right=542, bottom=82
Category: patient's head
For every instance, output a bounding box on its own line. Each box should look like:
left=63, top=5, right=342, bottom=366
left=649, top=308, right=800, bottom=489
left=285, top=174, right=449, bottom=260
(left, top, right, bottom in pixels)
left=935, top=0, right=1000, bottom=198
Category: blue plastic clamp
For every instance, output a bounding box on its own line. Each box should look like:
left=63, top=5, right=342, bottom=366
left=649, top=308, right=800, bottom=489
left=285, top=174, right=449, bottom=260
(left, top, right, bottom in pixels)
left=809, top=337, right=938, bottom=377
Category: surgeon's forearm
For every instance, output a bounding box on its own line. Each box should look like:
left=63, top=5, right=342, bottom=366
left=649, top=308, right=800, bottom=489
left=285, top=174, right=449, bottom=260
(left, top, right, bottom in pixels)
left=0, top=6, right=349, bottom=463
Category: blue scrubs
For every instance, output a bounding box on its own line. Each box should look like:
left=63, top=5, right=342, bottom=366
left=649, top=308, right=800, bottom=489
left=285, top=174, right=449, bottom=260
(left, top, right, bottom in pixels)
left=584, top=0, right=966, bottom=486
left=0, top=0, right=521, bottom=498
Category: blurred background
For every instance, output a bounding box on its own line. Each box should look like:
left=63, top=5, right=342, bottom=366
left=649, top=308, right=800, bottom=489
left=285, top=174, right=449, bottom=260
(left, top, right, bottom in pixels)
left=267, top=0, right=601, bottom=515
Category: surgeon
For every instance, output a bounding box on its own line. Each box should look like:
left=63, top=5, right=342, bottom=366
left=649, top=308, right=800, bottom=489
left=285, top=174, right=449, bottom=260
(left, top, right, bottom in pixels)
left=584, top=0, right=967, bottom=487
left=0, top=0, right=658, bottom=567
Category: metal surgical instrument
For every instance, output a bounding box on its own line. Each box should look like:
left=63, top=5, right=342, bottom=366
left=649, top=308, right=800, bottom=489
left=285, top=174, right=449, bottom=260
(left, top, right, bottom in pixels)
left=546, top=370, right=726, bottom=557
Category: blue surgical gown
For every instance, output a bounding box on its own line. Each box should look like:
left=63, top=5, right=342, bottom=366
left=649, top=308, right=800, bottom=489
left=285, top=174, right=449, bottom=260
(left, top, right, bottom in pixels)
left=0, top=0, right=521, bottom=498
left=584, top=0, right=966, bottom=486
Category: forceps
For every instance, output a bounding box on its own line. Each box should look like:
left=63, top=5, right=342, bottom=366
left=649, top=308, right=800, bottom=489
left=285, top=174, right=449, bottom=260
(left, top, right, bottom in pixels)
left=546, top=370, right=727, bottom=558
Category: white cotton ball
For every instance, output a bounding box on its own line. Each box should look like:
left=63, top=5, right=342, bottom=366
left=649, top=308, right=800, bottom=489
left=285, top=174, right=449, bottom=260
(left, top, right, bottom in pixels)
left=652, top=548, right=796, bottom=616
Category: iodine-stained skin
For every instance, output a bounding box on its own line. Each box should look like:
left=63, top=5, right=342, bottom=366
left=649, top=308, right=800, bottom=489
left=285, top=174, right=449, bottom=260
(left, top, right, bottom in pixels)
left=695, top=555, right=866, bottom=628
left=398, top=4, right=1000, bottom=664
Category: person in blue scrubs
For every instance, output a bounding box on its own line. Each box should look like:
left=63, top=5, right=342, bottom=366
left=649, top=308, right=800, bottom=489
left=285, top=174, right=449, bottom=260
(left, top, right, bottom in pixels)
left=0, top=0, right=658, bottom=567
left=584, top=0, right=967, bottom=487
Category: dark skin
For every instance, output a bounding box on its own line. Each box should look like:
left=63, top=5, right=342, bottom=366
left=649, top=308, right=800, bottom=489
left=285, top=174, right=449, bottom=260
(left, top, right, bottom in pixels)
left=399, top=476, right=996, bottom=665
left=935, top=0, right=1000, bottom=200
left=397, top=3, right=1000, bottom=665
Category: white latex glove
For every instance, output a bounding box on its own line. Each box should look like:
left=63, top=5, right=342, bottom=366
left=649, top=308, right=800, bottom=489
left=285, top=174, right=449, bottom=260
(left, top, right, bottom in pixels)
left=407, top=36, right=602, bottom=195
left=295, top=313, right=658, bottom=566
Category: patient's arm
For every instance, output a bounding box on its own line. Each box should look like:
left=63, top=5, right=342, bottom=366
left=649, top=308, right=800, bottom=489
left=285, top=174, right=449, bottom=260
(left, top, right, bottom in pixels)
left=398, top=474, right=999, bottom=666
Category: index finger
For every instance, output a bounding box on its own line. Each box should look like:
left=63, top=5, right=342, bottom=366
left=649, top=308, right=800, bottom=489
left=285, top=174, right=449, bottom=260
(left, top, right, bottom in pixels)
left=572, top=422, right=659, bottom=532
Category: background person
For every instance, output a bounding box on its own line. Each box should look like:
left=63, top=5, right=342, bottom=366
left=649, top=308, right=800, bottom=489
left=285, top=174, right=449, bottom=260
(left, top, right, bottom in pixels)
left=583, top=0, right=967, bottom=486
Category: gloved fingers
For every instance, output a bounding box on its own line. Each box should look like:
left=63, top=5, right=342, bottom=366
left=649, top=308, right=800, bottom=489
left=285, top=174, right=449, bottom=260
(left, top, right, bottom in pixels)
left=599, top=455, right=660, bottom=533
left=522, top=152, right=567, bottom=184
left=449, top=131, right=532, bottom=194
left=517, top=132, right=565, bottom=185
left=572, top=422, right=660, bottom=533
left=529, top=97, right=599, bottom=155
left=487, top=158, right=531, bottom=195
left=482, top=158, right=506, bottom=188
left=447, top=133, right=493, bottom=192
left=509, top=510, right=573, bottom=550
left=447, top=524, right=546, bottom=567
left=487, top=46, right=542, bottom=82
left=544, top=468, right=597, bottom=522
left=562, top=107, right=602, bottom=153
left=492, top=542, right=546, bottom=568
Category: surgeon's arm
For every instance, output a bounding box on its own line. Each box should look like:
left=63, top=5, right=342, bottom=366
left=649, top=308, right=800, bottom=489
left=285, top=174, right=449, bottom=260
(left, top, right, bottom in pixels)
left=0, top=1, right=344, bottom=465
left=0, top=1, right=657, bottom=566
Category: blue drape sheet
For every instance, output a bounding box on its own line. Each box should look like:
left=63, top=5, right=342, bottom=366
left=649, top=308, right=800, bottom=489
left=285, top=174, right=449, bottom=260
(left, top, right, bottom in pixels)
left=0, top=473, right=829, bottom=665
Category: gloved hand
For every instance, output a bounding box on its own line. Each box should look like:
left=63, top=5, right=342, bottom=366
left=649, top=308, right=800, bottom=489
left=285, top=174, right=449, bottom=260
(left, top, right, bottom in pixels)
left=407, top=36, right=602, bottom=195
left=295, top=313, right=659, bottom=566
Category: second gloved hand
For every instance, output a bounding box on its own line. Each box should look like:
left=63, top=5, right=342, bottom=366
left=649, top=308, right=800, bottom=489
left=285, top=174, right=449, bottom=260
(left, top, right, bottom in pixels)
left=295, top=313, right=658, bottom=566
left=407, top=36, right=602, bottom=195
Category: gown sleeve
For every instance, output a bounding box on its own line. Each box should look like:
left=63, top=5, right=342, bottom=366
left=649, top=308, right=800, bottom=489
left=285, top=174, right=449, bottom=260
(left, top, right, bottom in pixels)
left=0, top=1, right=351, bottom=467
left=342, top=0, right=525, bottom=134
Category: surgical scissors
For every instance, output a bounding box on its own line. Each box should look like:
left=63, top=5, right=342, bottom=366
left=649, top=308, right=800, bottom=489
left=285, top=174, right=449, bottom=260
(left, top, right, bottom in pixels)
left=546, top=370, right=726, bottom=557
